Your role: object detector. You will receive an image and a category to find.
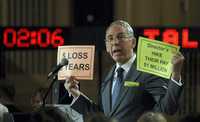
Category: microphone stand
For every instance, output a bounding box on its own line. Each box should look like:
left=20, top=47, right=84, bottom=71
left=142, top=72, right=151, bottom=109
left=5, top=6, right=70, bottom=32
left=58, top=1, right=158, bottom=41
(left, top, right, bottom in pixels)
left=42, top=75, right=58, bottom=107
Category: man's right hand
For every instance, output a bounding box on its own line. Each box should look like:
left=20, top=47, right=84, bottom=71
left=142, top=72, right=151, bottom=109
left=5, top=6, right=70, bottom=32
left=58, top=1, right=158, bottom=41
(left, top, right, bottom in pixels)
left=64, top=76, right=81, bottom=98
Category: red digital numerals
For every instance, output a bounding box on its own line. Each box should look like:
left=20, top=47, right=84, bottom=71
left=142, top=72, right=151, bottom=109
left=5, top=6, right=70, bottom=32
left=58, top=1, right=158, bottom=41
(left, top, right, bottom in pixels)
left=144, top=28, right=199, bottom=48
left=3, top=28, right=64, bottom=48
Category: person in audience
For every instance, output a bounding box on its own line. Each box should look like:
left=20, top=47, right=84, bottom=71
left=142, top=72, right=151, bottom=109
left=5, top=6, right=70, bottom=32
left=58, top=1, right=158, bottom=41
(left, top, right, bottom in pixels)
left=137, top=111, right=167, bottom=122
left=30, top=106, right=74, bottom=122
left=85, top=112, right=117, bottom=122
left=0, top=81, right=20, bottom=113
left=30, top=88, right=47, bottom=111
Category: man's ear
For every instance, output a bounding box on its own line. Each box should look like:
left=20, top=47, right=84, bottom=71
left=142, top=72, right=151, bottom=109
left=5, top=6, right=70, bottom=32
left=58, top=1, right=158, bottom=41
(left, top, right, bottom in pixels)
left=131, top=38, right=137, bottom=49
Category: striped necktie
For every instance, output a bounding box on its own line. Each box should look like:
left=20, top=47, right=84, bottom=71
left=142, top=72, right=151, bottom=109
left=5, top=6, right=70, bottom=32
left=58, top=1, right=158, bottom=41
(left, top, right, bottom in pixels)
left=112, top=67, right=124, bottom=108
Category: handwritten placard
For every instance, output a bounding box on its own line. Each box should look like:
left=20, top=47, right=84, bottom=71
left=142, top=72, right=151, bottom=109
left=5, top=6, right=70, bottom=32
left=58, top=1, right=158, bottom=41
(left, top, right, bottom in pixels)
left=57, top=45, right=95, bottom=80
left=137, top=37, right=179, bottom=79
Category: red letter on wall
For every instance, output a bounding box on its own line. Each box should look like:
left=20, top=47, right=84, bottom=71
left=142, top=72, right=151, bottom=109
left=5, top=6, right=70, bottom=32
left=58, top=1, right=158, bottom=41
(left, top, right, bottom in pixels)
left=182, top=29, right=198, bottom=48
left=143, top=29, right=160, bottom=39
left=163, top=29, right=179, bottom=45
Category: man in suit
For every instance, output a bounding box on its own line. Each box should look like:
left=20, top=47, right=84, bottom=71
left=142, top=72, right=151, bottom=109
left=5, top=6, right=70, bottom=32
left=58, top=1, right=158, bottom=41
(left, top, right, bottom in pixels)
left=64, top=20, right=185, bottom=122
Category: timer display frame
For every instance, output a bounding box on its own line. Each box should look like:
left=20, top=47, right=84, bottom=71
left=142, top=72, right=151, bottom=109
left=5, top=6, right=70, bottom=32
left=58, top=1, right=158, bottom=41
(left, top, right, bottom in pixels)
left=1, top=27, right=65, bottom=48
left=0, top=27, right=199, bottom=50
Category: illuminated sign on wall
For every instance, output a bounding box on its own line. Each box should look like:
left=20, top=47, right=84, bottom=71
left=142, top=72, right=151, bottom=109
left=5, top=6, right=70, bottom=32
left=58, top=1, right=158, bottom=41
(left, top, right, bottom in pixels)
left=143, top=29, right=198, bottom=49
left=0, top=27, right=199, bottom=49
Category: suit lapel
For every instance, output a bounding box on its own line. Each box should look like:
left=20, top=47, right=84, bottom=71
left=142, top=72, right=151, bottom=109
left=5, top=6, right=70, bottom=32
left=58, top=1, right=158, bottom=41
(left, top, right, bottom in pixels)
left=110, top=62, right=141, bottom=116
left=101, top=66, right=115, bottom=116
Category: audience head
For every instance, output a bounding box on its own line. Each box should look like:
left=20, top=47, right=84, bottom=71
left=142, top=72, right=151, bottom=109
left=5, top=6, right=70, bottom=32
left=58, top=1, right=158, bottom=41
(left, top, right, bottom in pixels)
left=31, top=106, right=74, bottom=122
left=85, top=112, right=117, bottom=122
left=30, top=88, right=47, bottom=111
left=137, top=111, right=167, bottom=122
left=0, top=81, right=15, bottom=102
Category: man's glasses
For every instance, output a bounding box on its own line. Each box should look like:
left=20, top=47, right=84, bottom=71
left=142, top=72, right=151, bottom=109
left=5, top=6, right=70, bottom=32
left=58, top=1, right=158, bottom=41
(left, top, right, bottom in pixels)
left=105, top=33, right=132, bottom=44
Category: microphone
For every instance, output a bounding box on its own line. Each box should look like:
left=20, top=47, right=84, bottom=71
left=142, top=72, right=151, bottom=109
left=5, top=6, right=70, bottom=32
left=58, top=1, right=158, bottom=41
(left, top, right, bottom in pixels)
left=47, top=58, right=68, bottom=79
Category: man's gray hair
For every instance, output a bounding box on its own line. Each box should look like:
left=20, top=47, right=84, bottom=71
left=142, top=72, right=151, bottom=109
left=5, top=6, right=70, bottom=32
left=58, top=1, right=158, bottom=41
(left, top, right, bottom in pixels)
left=137, top=112, right=167, bottom=122
left=107, top=20, right=135, bottom=37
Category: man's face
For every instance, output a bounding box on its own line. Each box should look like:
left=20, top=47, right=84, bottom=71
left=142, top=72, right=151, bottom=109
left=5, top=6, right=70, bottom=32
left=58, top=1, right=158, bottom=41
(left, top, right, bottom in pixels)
left=105, top=25, right=136, bottom=64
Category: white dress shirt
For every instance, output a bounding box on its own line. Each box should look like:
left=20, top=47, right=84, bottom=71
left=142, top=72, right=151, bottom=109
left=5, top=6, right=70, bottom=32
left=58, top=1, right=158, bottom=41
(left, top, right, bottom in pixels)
left=112, top=53, right=136, bottom=94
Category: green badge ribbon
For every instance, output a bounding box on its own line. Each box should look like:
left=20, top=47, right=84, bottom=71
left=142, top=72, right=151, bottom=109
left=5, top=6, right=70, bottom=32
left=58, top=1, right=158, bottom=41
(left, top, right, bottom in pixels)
left=124, top=81, right=140, bottom=87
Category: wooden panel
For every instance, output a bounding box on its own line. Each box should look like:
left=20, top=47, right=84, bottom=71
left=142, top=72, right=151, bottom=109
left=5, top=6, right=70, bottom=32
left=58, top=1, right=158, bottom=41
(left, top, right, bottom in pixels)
left=54, top=0, right=72, bottom=26
left=161, top=0, right=182, bottom=26
left=0, top=0, right=72, bottom=26
left=114, top=0, right=200, bottom=26
left=187, top=0, right=200, bottom=26
left=115, top=0, right=162, bottom=26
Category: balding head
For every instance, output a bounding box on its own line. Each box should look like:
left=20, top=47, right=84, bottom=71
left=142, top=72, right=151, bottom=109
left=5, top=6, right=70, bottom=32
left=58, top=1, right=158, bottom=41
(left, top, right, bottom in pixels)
left=137, top=112, right=167, bottom=122
left=106, top=20, right=135, bottom=39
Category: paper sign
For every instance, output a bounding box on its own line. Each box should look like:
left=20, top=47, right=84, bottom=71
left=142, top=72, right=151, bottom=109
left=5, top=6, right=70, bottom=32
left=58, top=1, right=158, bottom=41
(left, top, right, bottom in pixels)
left=57, top=45, right=95, bottom=80
left=137, top=37, right=180, bottom=79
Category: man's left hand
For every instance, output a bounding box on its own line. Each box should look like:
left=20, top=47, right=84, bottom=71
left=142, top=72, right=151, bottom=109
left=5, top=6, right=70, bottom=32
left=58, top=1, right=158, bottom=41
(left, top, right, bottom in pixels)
left=171, top=52, right=185, bottom=81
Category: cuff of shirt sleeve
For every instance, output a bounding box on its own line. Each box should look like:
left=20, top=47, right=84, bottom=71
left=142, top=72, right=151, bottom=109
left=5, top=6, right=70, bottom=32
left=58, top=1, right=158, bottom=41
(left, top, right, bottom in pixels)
left=171, top=76, right=183, bottom=86
left=70, top=92, right=92, bottom=106
left=70, top=96, right=79, bottom=106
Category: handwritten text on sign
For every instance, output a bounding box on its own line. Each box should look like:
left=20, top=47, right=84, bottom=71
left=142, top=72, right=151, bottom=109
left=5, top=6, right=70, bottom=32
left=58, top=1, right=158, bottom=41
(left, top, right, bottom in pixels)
left=57, top=45, right=95, bottom=80
left=137, top=37, right=179, bottom=79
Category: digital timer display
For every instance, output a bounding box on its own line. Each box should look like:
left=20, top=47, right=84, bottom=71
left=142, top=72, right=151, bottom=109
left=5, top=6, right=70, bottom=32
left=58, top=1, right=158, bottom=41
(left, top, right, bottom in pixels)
left=0, top=27, right=199, bottom=49
left=1, top=27, right=64, bottom=48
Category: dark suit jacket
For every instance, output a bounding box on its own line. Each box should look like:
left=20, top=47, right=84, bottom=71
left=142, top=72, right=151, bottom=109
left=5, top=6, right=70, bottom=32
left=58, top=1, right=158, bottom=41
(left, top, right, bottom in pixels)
left=71, top=61, right=183, bottom=122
